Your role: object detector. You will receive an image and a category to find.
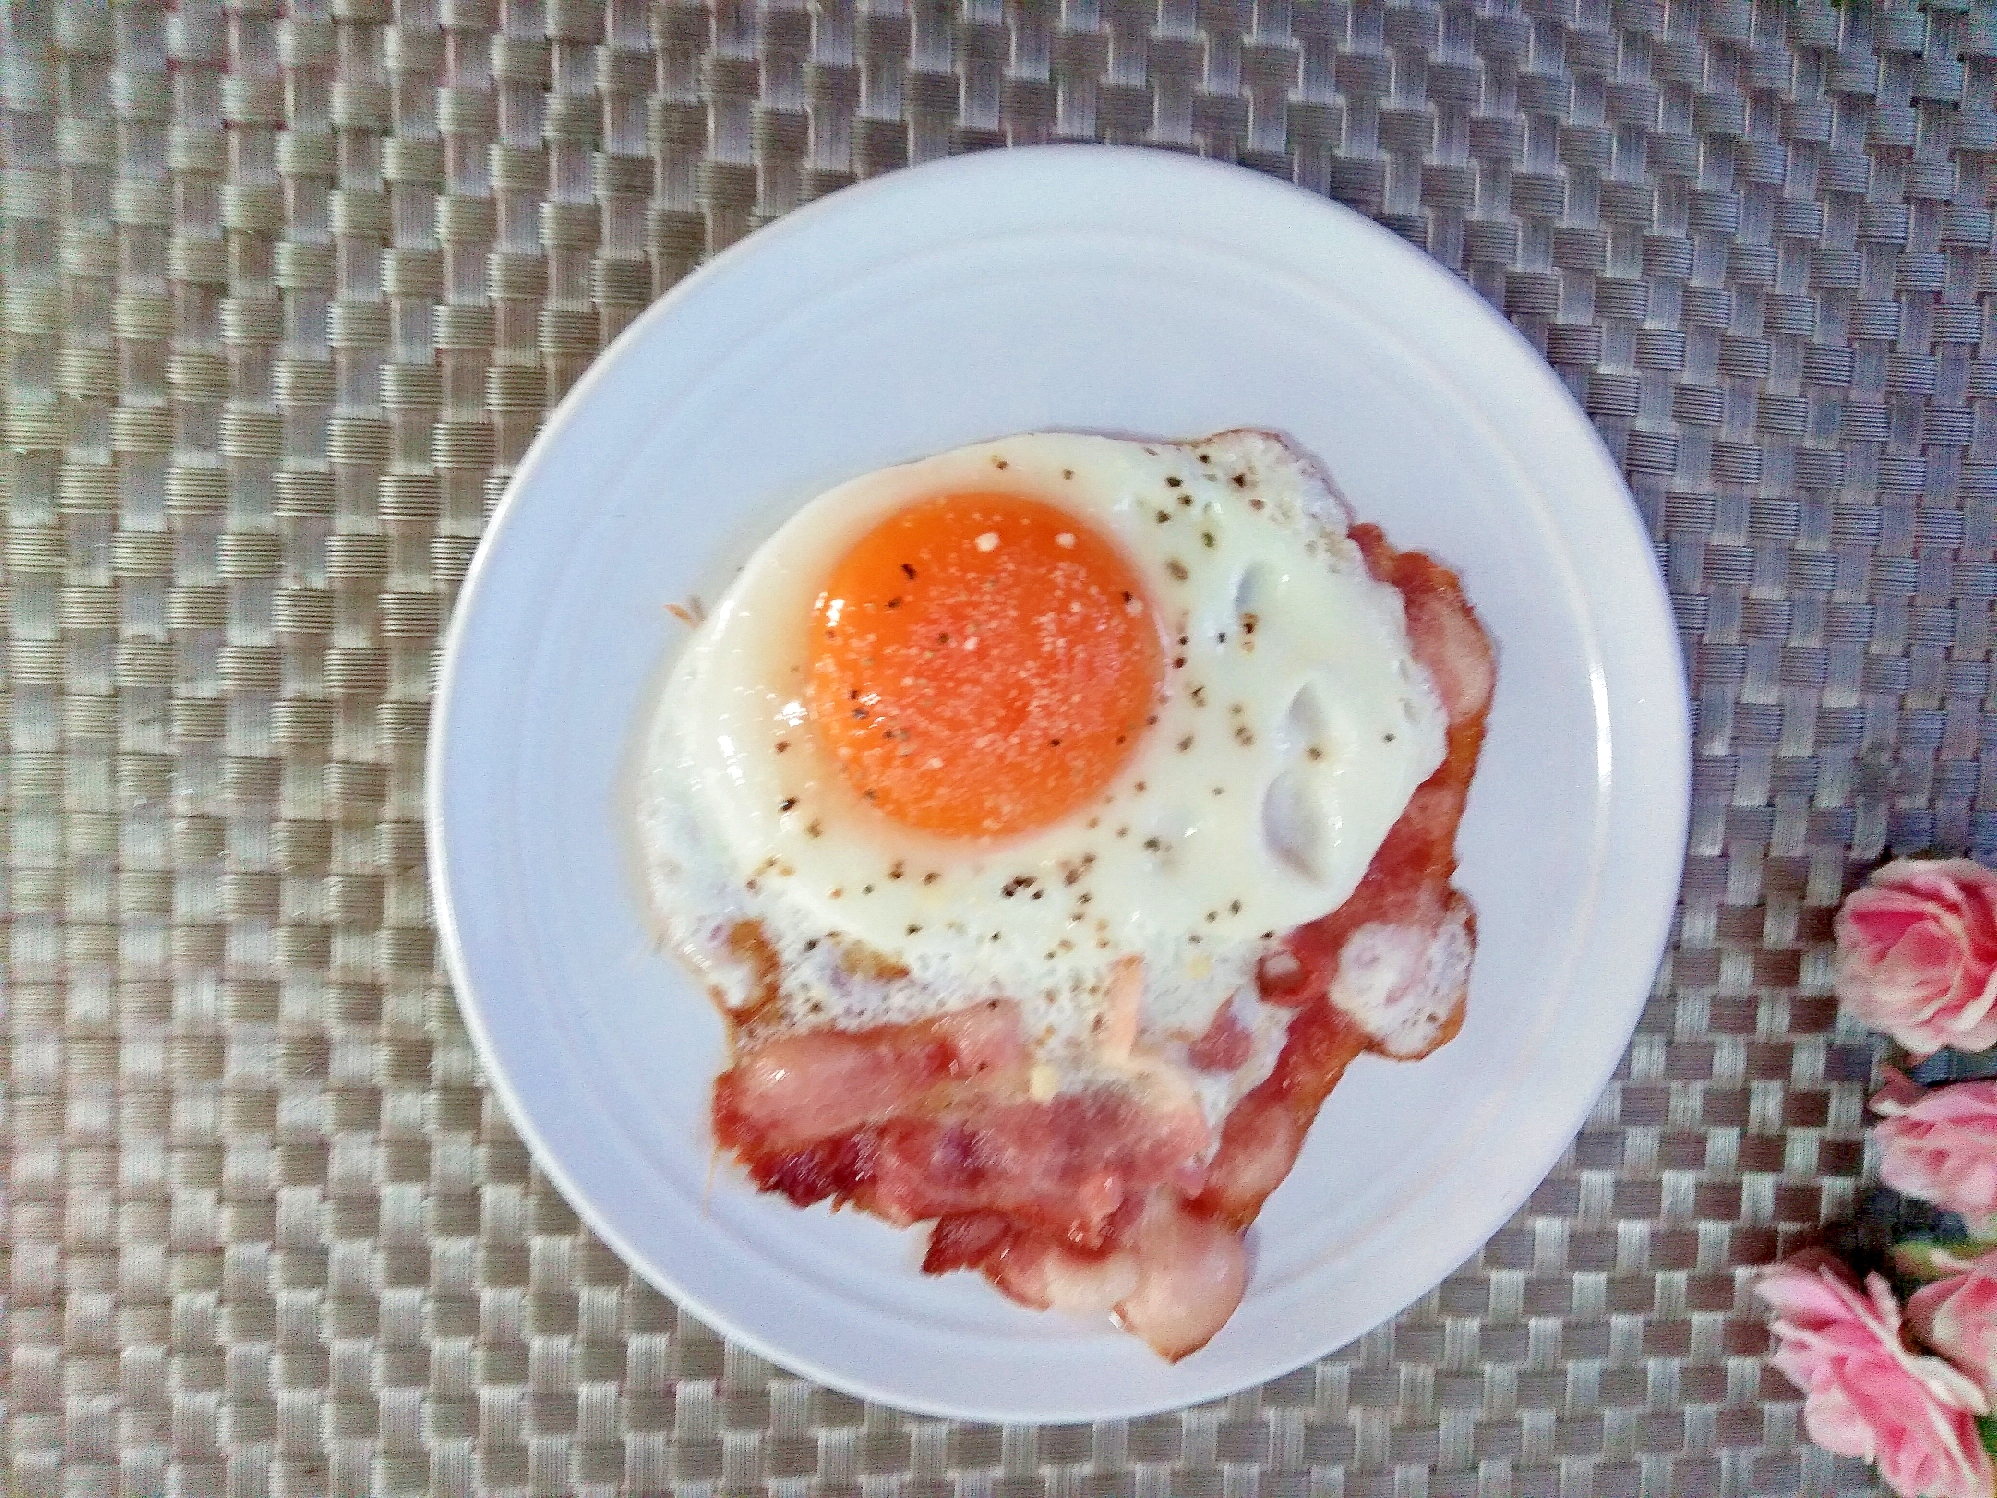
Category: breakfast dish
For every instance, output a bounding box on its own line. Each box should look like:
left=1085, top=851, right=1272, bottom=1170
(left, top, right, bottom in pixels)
left=431, top=145, right=1689, bottom=1417
left=638, top=428, right=1495, bottom=1358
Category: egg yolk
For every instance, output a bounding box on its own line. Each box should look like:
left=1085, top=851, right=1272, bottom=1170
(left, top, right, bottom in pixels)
left=807, top=492, right=1163, bottom=840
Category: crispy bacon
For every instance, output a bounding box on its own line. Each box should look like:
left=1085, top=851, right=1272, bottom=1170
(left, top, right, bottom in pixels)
left=713, top=998, right=1029, bottom=1153
left=727, top=1080, right=1210, bottom=1246
left=1113, top=1191, right=1252, bottom=1359
left=925, top=1208, right=1139, bottom=1313
left=709, top=525, right=1494, bottom=1361
left=1197, top=531, right=1494, bottom=1232
left=924, top=1190, right=1247, bottom=1360
left=715, top=997, right=1215, bottom=1250
left=1187, top=1002, right=1254, bottom=1072
left=1194, top=999, right=1372, bottom=1230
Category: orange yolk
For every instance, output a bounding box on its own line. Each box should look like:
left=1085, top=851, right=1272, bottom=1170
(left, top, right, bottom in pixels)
left=807, top=493, right=1163, bottom=840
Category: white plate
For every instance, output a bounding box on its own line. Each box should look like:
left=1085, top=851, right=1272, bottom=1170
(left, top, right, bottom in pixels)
left=428, top=145, right=1690, bottom=1421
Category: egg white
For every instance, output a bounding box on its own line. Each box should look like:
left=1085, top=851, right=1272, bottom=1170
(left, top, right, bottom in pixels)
left=638, top=430, right=1446, bottom=1124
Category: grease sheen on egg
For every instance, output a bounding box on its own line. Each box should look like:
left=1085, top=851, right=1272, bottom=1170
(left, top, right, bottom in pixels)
left=638, top=430, right=1448, bottom=1124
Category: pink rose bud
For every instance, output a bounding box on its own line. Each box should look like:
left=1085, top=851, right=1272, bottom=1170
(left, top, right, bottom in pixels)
left=1756, top=1250, right=1991, bottom=1498
left=1873, top=1070, right=1997, bottom=1228
left=1835, top=858, right=1997, bottom=1057
left=1908, top=1250, right=1997, bottom=1404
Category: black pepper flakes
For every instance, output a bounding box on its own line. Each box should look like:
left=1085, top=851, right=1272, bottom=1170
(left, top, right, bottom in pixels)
left=901, top=562, right=917, bottom=579
left=1166, top=476, right=1182, bottom=488
left=775, top=740, right=790, bottom=752
left=1177, top=735, right=1193, bottom=751
left=1232, top=474, right=1247, bottom=487
left=1235, top=725, right=1254, bottom=744
left=993, top=457, right=1009, bottom=468
left=779, top=797, right=797, bottom=811
left=1166, top=560, right=1188, bottom=580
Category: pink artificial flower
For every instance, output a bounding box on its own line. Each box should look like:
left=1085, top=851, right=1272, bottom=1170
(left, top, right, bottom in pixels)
left=1873, top=1069, right=1997, bottom=1228
left=1909, top=1249, right=1997, bottom=1404
left=1835, top=858, right=1997, bottom=1057
left=1756, top=1249, right=1991, bottom=1498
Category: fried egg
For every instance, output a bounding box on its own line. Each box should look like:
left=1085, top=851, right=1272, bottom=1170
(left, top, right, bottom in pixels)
left=638, top=430, right=1447, bottom=1126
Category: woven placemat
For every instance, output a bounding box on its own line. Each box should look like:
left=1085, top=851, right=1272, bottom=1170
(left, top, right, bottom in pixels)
left=8, top=0, right=1988, bottom=1491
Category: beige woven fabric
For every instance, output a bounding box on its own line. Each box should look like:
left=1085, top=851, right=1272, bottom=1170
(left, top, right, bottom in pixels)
left=9, top=0, right=1984, bottom=1491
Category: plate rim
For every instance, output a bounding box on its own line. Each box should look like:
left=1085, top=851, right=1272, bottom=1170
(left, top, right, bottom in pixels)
left=427, top=142, right=1692, bottom=1421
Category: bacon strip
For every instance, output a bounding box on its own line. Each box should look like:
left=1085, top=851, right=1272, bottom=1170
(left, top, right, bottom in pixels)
left=709, top=527, right=1494, bottom=1360
left=716, top=995, right=1217, bottom=1251
left=1197, top=530, right=1495, bottom=1231
left=714, top=999, right=1028, bottom=1153
left=732, top=1082, right=1210, bottom=1245
left=924, top=1190, right=1248, bottom=1360
left=1187, top=1001, right=1254, bottom=1072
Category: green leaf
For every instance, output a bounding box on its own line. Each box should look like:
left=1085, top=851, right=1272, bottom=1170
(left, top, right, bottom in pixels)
left=1890, top=1235, right=1997, bottom=1286
left=1978, top=1415, right=1997, bottom=1462
left=1892, top=1238, right=1981, bottom=1284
